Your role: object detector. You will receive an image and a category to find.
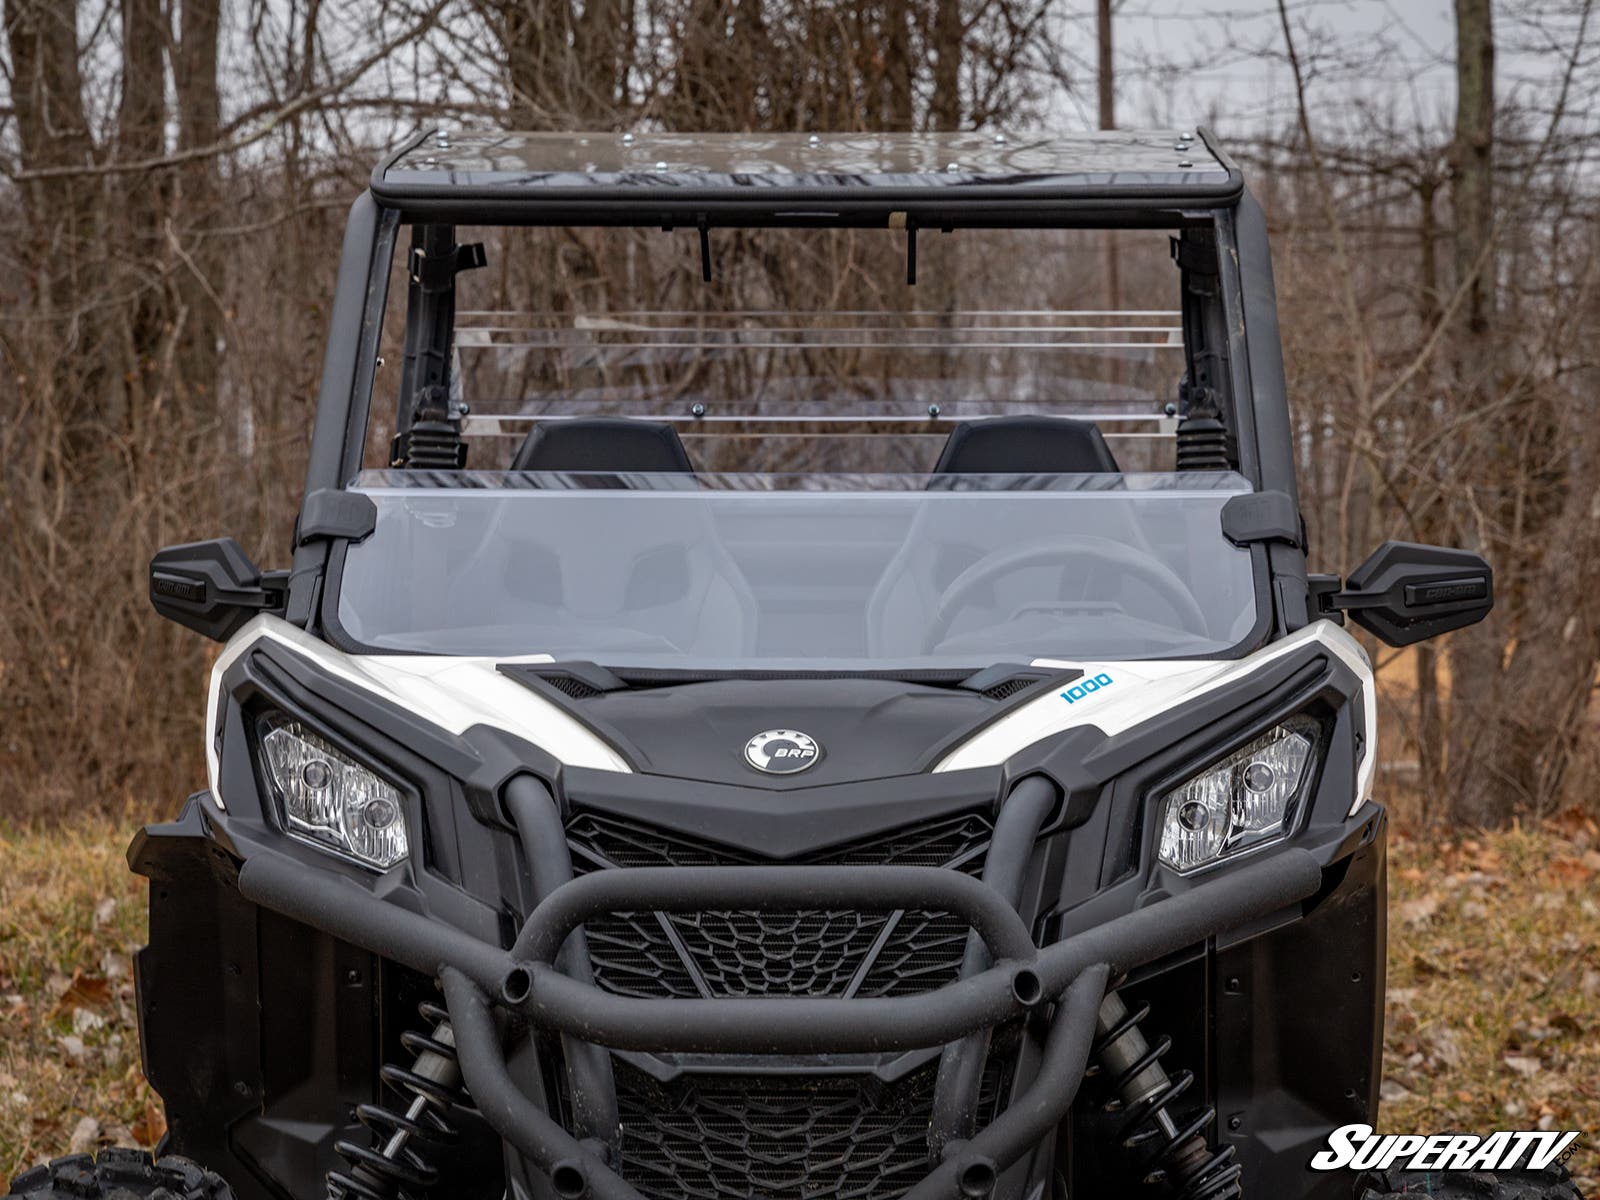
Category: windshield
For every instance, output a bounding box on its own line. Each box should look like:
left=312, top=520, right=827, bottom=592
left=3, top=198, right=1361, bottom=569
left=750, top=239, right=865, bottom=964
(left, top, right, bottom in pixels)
left=334, top=471, right=1259, bottom=666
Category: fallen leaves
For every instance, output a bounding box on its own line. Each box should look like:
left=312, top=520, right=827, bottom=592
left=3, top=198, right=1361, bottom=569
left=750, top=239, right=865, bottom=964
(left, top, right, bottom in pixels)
left=67, top=1117, right=99, bottom=1156
left=1, top=818, right=157, bottom=1181
left=3, top=812, right=1598, bottom=1193
left=1383, top=822, right=1600, bottom=1192
left=1503, top=1054, right=1543, bottom=1078
left=1398, top=894, right=1440, bottom=927
left=46, top=970, right=112, bottom=1019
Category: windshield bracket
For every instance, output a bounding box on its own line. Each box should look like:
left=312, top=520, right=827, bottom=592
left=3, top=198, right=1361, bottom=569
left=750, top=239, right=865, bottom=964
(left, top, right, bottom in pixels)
left=297, top=489, right=377, bottom=546
left=1220, top=490, right=1301, bottom=549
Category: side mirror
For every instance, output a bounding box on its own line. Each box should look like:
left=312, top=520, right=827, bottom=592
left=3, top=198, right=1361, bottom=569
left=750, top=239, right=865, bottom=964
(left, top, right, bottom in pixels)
left=150, top=538, right=287, bottom=641
left=1313, top=541, right=1493, bottom=647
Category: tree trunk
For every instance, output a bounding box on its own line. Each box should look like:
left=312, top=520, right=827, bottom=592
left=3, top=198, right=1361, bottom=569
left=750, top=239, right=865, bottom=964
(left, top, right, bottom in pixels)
left=931, top=0, right=961, bottom=130
left=884, top=0, right=915, bottom=131
left=117, top=0, right=170, bottom=434
left=172, top=0, right=224, bottom=412
left=5, top=0, right=97, bottom=314
left=1414, top=173, right=1445, bottom=798
left=1443, top=0, right=1512, bottom=826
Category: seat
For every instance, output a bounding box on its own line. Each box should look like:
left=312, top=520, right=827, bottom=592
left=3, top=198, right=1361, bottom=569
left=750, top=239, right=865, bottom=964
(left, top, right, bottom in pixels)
left=512, top=417, right=695, bottom=474
left=498, top=416, right=756, bottom=656
left=866, top=417, right=1125, bottom=655
left=930, top=415, right=1120, bottom=476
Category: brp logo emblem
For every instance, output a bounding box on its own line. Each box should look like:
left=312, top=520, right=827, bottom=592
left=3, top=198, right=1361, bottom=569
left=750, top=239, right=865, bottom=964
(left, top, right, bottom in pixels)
left=743, top=729, right=821, bottom=775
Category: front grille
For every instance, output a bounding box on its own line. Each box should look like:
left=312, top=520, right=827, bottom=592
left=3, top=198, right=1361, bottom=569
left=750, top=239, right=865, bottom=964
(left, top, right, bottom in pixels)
left=613, top=1057, right=1010, bottom=1200
left=565, top=812, right=993, bottom=999
left=562, top=811, right=1003, bottom=1199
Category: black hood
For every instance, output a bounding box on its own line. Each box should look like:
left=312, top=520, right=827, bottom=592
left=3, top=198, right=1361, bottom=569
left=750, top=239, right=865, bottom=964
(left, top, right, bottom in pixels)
left=499, top=667, right=1068, bottom=789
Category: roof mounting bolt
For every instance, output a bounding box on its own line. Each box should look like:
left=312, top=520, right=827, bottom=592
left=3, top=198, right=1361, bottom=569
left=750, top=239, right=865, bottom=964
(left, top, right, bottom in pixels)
left=622, top=132, right=635, bottom=144
left=993, top=133, right=1006, bottom=144
left=1178, top=160, right=1194, bottom=169
left=946, top=162, right=960, bottom=173
left=423, top=157, right=437, bottom=166
left=655, top=161, right=668, bottom=171
left=808, top=134, right=821, bottom=146
left=928, top=404, right=942, bottom=417
left=691, top=403, right=706, bottom=417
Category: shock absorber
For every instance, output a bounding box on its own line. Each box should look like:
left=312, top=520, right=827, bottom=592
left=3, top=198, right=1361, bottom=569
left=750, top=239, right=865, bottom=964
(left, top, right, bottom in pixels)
left=328, top=1000, right=470, bottom=1200
left=1092, top=990, right=1242, bottom=1200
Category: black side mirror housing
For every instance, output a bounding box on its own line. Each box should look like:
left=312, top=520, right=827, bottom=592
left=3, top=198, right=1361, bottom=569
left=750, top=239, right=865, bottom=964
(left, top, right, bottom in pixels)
left=1313, top=540, right=1493, bottom=647
left=150, top=538, right=288, bottom=641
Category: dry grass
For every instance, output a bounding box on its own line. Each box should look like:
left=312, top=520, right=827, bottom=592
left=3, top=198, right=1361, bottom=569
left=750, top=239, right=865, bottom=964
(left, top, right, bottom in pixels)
left=0, top=816, right=162, bottom=1181
left=1384, top=812, right=1600, bottom=1190
left=1, top=815, right=1596, bottom=1191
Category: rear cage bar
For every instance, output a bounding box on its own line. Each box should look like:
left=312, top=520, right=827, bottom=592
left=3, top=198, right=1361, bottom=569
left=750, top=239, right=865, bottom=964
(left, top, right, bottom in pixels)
left=236, top=772, right=1324, bottom=1200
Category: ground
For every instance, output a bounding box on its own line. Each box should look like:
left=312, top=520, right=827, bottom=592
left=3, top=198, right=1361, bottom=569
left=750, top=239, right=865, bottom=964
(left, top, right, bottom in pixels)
left=1, top=813, right=1596, bottom=1193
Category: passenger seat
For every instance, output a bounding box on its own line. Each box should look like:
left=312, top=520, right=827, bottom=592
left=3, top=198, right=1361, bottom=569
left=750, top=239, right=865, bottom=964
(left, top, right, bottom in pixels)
left=930, top=415, right=1120, bottom=476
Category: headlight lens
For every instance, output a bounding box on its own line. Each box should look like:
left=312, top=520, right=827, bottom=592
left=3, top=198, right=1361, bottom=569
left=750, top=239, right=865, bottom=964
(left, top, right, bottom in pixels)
left=257, top=714, right=409, bottom=870
left=1157, top=718, right=1318, bottom=872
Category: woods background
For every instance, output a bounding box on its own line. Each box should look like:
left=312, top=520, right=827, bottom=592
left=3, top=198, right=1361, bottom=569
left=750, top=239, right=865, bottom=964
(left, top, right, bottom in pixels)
left=2, top=0, right=1598, bottom=828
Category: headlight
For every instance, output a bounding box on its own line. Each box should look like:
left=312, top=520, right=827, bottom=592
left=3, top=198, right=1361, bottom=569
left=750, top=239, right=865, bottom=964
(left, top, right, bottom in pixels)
left=1156, top=718, right=1319, bottom=873
left=257, top=714, right=409, bottom=870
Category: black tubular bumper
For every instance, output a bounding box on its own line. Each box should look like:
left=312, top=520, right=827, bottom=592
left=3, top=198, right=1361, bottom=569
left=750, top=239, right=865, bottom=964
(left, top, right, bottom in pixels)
left=235, top=821, right=1323, bottom=1200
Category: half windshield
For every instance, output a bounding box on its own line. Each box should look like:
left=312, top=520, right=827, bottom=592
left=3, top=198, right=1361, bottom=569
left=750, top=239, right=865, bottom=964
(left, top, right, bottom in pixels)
left=333, top=471, right=1259, bottom=666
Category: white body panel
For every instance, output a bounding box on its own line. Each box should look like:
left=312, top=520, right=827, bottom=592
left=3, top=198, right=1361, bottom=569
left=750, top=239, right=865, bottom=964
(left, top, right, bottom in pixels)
left=207, top=616, right=1373, bottom=817
left=936, top=620, right=1377, bottom=815
left=205, top=616, right=632, bottom=807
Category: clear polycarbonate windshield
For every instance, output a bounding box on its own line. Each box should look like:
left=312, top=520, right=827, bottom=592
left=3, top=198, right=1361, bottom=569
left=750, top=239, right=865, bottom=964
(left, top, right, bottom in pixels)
left=331, top=471, right=1260, bottom=666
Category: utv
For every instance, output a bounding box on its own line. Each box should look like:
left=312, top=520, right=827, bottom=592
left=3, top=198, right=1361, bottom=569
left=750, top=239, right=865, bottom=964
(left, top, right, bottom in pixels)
left=9, top=131, right=1562, bottom=1200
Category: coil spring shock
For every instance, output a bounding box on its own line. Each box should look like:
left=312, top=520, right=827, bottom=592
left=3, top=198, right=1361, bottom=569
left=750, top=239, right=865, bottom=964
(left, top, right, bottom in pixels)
left=328, top=1000, right=470, bottom=1200
left=1091, top=990, right=1242, bottom=1200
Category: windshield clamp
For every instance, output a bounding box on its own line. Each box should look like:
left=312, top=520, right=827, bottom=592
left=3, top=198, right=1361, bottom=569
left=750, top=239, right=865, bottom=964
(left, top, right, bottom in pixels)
left=1220, top=490, right=1301, bottom=549
left=297, top=489, right=377, bottom=546
left=410, top=241, right=487, bottom=293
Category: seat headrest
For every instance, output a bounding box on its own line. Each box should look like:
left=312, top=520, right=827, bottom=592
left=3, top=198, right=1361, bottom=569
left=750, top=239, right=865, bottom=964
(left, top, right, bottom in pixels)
left=931, top=416, right=1120, bottom=475
left=512, top=417, right=696, bottom=474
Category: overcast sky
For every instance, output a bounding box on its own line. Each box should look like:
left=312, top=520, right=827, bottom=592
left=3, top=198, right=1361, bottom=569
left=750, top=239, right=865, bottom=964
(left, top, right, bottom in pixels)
left=1061, top=0, right=1588, bottom=142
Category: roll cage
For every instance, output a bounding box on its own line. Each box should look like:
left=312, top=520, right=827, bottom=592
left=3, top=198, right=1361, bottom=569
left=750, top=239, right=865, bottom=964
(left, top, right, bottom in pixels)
left=284, top=129, right=1310, bottom=655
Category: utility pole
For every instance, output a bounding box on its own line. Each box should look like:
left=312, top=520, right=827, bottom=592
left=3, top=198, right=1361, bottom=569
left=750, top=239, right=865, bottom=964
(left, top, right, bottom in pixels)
left=1097, top=0, right=1115, bottom=134
left=1098, top=0, right=1122, bottom=381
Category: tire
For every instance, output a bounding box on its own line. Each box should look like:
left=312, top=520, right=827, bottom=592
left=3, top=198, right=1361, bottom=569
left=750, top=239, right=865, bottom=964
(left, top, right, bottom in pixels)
left=1358, top=1161, right=1584, bottom=1200
left=5, top=1148, right=235, bottom=1199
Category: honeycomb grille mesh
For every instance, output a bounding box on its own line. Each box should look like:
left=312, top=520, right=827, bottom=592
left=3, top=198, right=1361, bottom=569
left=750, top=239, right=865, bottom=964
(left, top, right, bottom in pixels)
left=613, top=1058, right=1008, bottom=1200
left=561, top=811, right=1002, bottom=1200
left=564, top=811, right=993, bottom=1000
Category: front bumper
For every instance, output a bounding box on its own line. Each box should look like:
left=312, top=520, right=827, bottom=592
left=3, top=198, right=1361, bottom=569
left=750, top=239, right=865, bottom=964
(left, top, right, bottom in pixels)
left=137, top=624, right=1383, bottom=1198
left=231, top=784, right=1324, bottom=1200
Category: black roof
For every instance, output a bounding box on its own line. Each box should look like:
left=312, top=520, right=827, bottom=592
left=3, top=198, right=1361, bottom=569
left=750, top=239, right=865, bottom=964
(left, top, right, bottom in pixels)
left=371, top=129, right=1242, bottom=225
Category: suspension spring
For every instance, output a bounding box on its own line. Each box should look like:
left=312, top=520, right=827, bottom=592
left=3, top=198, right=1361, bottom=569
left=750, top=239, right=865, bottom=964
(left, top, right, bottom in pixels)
left=328, top=1000, right=470, bottom=1200
left=1091, top=990, right=1242, bottom=1200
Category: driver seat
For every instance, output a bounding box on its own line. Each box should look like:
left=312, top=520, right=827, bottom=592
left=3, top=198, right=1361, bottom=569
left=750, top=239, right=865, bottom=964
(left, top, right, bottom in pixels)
left=512, top=416, right=696, bottom=476
left=864, top=417, right=1123, bottom=655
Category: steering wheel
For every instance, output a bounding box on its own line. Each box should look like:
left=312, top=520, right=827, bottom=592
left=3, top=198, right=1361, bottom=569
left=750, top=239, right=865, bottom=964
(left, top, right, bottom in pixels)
left=919, top=535, right=1209, bottom=653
